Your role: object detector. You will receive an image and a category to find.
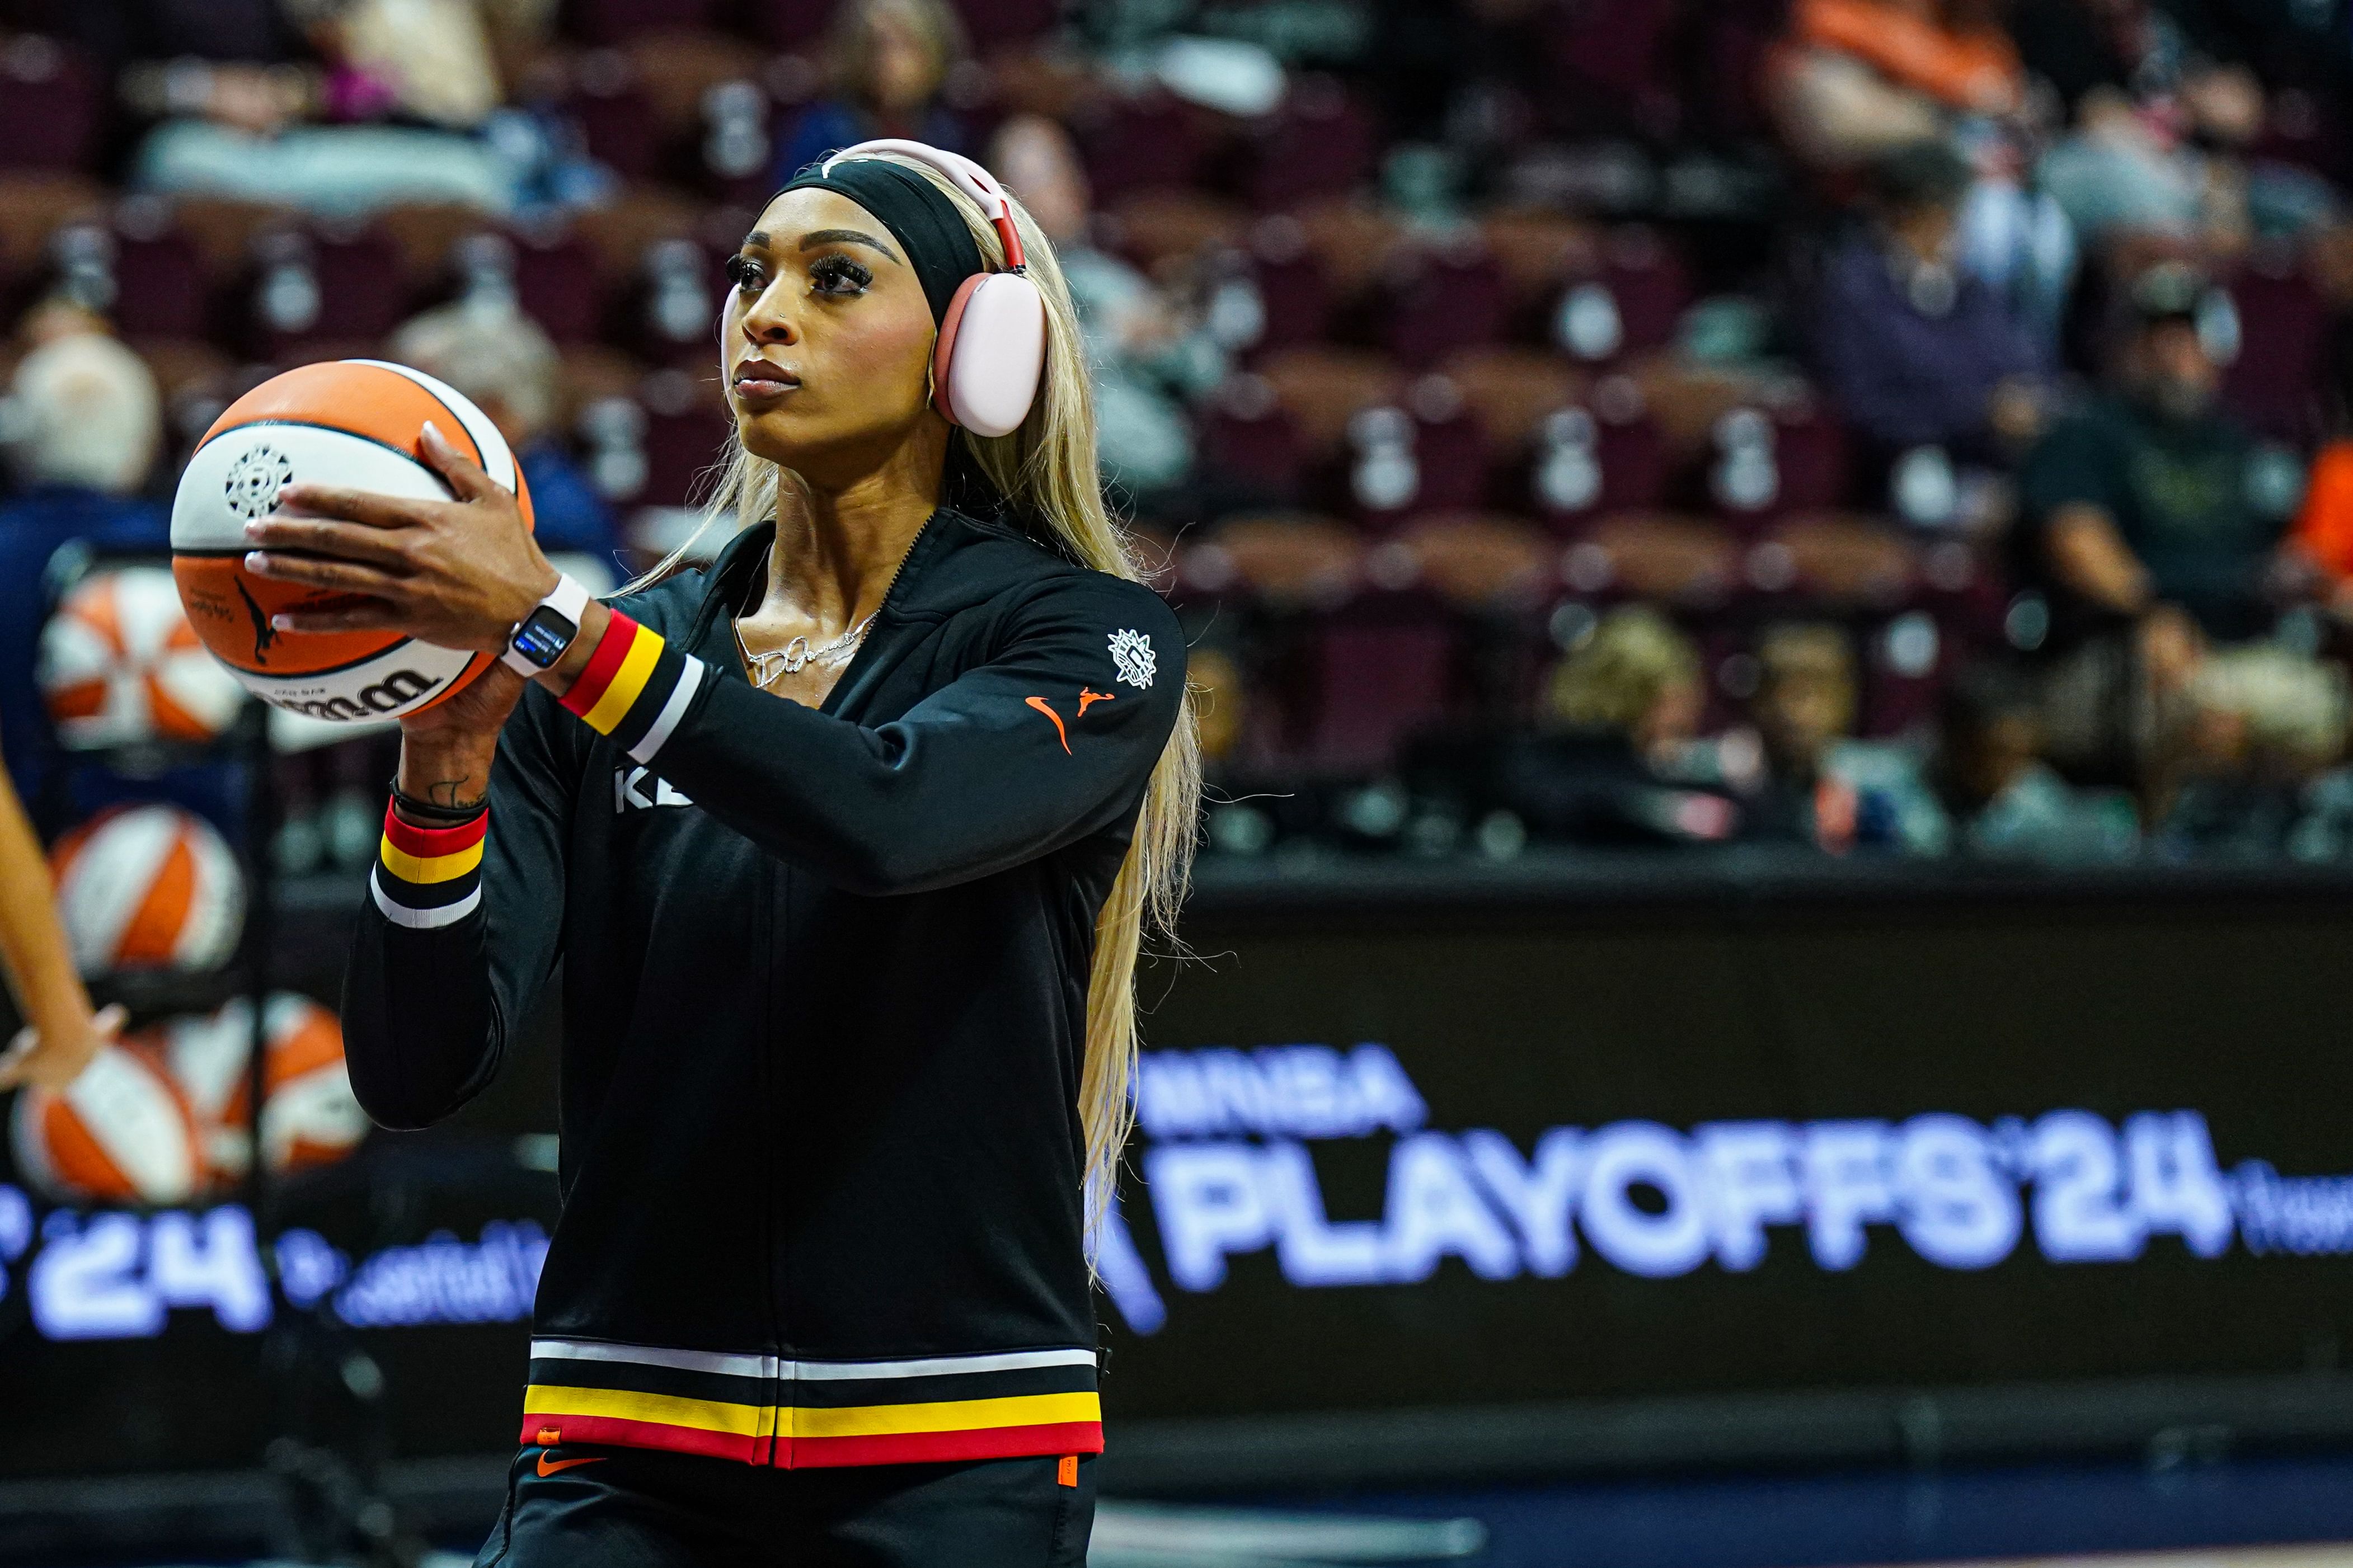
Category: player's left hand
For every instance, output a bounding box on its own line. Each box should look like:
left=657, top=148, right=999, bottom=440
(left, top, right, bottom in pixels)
left=241, top=422, right=555, bottom=653
left=0, top=1004, right=128, bottom=1093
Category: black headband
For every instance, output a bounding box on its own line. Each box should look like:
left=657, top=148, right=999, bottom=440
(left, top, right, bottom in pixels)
left=777, top=157, right=985, bottom=327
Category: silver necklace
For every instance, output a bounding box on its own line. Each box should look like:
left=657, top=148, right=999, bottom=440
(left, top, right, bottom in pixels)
left=735, top=613, right=874, bottom=688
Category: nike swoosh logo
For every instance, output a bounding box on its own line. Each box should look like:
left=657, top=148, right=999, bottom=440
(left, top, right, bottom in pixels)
left=1025, top=695, right=1069, bottom=754
left=537, top=1452, right=606, bottom=1477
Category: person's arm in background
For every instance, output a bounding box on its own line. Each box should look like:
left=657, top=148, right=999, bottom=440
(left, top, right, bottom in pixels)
left=2045, top=502, right=2154, bottom=612
left=0, top=745, right=124, bottom=1091
left=2020, top=417, right=2155, bottom=613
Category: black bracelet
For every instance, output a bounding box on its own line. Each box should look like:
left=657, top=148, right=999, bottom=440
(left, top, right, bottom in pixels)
left=388, top=778, right=487, bottom=826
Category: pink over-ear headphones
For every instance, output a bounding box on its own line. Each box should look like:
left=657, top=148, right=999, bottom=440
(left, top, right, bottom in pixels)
left=824, top=138, right=1048, bottom=440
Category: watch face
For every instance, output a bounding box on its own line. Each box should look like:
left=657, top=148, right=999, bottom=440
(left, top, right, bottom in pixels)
left=513, top=606, right=578, bottom=668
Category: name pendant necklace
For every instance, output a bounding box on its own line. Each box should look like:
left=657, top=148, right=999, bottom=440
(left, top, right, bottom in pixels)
left=735, top=609, right=875, bottom=689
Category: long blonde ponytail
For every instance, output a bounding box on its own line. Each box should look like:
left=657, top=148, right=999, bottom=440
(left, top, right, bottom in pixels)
left=637, top=158, right=1201, bottom=1246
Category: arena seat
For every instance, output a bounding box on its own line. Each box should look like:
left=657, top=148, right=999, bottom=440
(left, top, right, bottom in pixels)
left=1480, top=208, right=1600, bottom=338
left=2222, top=247, right=2332, bottom=446
left=1344, top=376, right=1488, bottom=528
left=1563, top=512, right=1739, bottom=609
left=78, top=206, right=207, bottom=341
left=957, top=0, right=1061, bottom=49
left=1072, top=89, right=1211, bottom=204
left=1443, top=347, right=1587, bottom=468
left=1198, top=374, right=1309, bottom=502
left=743, top=0, right=832, bottom=49
left=239, top=225, right=407, bottom=362
left=1196, top=512, right=1364, bottom=609
left=494, top=224, right=606, bottom=345
left=1292, top=198, right=1405, bottom=315
left=1258, top=346, right=1405, bottom=458
left=1529, top=374, right=1669, bottom=530
left=0, top=35, right=102, bottom=174
left=1243, top=76, right=1377, bottom=210
left=1103, top=191, right=1244, bottom=276
left=1397, top=513, right=1555, bottom=613
left=633, top=366, right=736, bottom=508
left=1218, top=213, right=1332, bottom=356
left=1381, top=237, right=1509, bottom=368
left=563, top=50, right=662, bottom=182
left=0, top=172, right=105, bottom=296
left=1549, top=225, right=1693, bottom=363
left=564, top=0, right=721, bottom=46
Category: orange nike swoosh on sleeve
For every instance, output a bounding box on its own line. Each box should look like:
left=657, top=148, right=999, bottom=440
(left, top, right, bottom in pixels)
left=537, top=1453, right=606, bottom=1477
left=1025, top=695, right=1070, bottom=754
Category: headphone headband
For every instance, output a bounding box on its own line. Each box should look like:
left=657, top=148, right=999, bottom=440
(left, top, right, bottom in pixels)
left=823, top=139, right=1027, bottom=272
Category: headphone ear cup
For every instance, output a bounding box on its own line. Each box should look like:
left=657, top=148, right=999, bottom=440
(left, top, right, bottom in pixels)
left=931, top=272, right=1047, bottom=439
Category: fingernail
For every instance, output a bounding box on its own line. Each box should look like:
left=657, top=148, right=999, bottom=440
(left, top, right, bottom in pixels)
left=422, top=420, right=443, bottom=444
left=271, top=614, right=294, bottom=632
left=245, top=550, right=267, bottom=571
left=243, top=519, right=264, bottom=538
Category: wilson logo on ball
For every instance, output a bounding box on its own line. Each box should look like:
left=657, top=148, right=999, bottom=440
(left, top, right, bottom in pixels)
left=169, top=359, right=535, bottom=723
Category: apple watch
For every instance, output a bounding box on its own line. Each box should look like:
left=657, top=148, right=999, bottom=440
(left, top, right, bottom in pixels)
left=501, top=573, right=594, bottom=677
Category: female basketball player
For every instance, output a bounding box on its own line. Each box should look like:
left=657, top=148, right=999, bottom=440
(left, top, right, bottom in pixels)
left=0, top=747, right=125, bottom=1091
left=239, top=143, right=1198, bottom=1565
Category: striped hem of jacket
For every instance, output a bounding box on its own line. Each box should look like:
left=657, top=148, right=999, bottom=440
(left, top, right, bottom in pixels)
left=519, top=1339, right=1105, bottom=1467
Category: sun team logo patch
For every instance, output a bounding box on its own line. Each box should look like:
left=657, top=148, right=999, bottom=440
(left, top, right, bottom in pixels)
left=1108, top=629, right=1156, bottom=691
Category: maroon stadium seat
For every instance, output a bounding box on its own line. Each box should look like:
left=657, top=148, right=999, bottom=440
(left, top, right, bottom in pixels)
left=96, top=203, right=208, bottom=341
left=241, top=224, right=406, bottom=361
left=1381, top=237, right=1509, bottom=369
left=565, top=0, right=719, bottom=45
left=635, top=367, right=735, bottom=508
left=565, top=50, right=660, bottom=182
left=1343, top=375, right=1488, bottom=528
left=1073, top=90, right=1209, bottom=204
left=0, top=35, right=101, bottom=173
left=1298, top=596, right=1457, bottom=774
left=1199, top=375, right=1308, bottom=502
left=1227, top=214, right=1332, bottom=356
left=1551, top=226, right=1691, bottom=364
left=952, top=0, right=1060, bottom=51
left=2222, top=250, right=2331, bottom=446
left=1243, top=77, right=1377, bottom=210
left=501, top=223, right=605, bottom=344
left=747, top=0, right=836, bottom=51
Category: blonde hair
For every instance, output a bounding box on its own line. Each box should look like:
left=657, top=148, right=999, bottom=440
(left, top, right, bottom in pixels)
left=828, top=0, right=965, bottom=114
left=640, top=155, right=1201, bottom=1244
left=4, top=332, right=159, bottom=496
left=1548, top=606, right=1699, bottom=735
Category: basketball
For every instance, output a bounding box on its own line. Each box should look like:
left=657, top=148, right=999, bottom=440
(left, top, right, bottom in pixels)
left=8, top=1043, right=204, bottom=1206
left=50, top=804, right=245, bottom=976
left=168, top=359, right=535, bottom=723
left=154, top=992, right=365, bottom=1183
left=37, top=566, right=247, bottom=750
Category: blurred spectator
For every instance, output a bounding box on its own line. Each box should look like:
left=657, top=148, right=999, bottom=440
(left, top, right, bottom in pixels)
left=386, top=302, right=623, bottom=576
left=1767, top=0, right=2026, bottom=169
left=0, top=334, right=170, bottom=811
left=1812, top=139, right=2050, bottom=460
left=2021, top=261, right=2304, bottom=646
left=1492, top=607, right=1739, bottom=846
left=1937, top=664, right=2139, bottom=859
left=1740, top=623, right=1940, bottom=852
left=123, top=0, right=510, bottom=215
left=990, top=114, right=1223, bottom=505
left=2157, top=643, right=2349, bottom=856
left=773, top=0, right=970, bottom=184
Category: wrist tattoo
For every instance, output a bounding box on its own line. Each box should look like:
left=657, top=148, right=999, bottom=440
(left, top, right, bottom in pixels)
left=429, top=776, right=486, bottom=809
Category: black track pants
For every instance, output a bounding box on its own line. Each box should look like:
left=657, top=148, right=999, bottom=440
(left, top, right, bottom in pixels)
left=475, top=1443, right=1097, bottom=1567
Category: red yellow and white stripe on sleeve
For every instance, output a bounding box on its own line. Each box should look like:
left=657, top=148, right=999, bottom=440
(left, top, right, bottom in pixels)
left=558, top=611, right=705, bottom=764
left=368, top=804, right=486, bottom=931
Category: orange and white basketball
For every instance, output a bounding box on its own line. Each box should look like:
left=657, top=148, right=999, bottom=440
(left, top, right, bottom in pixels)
left=38, top=565, right=247, bottom=749
left=50, top=804, right=244, bottom=976
left=154, top=992, right=366, bottom=1182
left=9, top=1042, right=204, bottom=1206
left=170, top=359, right=534, bottom=723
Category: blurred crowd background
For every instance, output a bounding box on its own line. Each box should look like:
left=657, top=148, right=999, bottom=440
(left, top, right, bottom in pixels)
left=7, top=0, right=2353, bottom=869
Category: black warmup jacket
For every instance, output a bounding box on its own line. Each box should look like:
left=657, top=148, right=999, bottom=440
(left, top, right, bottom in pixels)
left=341, top=508, right=1185, bottom=1469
